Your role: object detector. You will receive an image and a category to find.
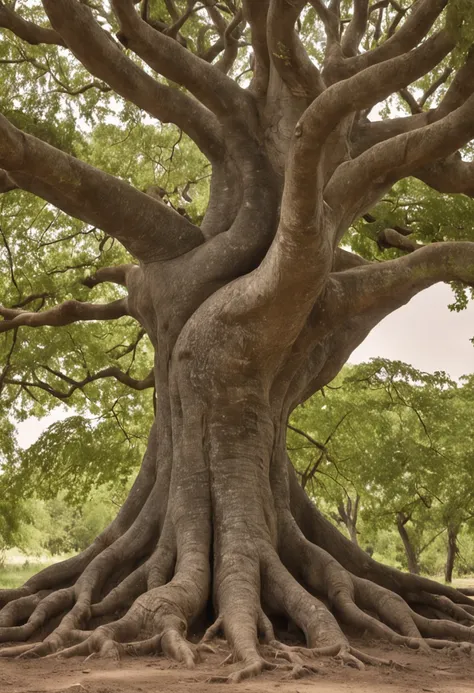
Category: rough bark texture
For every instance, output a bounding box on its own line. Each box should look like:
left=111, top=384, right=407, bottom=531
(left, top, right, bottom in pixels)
left=1, top=0, right=474, bottom=682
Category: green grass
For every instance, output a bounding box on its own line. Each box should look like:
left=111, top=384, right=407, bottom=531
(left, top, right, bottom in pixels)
left=0, top=561, right=55, bottom=589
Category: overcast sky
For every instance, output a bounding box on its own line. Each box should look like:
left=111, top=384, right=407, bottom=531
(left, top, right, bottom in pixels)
left=15, top=283, right=474, bottom=449
left=350, top=283, right=474, bottom=378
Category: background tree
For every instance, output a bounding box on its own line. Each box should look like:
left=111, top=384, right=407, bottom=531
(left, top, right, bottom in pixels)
left=1, top=0, right=474, bottom=681
left=289, top=359, right=474, bottom=579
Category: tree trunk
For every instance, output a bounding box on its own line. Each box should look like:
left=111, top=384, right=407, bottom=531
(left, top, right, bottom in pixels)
left=337, top=496, right=360, bottom=546
left=396, top=512, right=420, bottom=575
left=445, top=526, right=459, bottom=584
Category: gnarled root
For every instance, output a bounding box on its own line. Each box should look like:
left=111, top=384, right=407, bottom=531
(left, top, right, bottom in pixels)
left=2, top=460, right=474, bottom=683
left=278, top=513, right=474, bottom=658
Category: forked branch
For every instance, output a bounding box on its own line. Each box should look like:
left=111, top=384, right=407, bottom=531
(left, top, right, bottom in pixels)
left=345, top=0, right=449, bottom=72
left=40, top=0, right=223, bottom=160
left=110, top=0, right=253, bottom=120
left=327, top=92, right=474, bottom=234
left=5, top=366, right=154, bottom=400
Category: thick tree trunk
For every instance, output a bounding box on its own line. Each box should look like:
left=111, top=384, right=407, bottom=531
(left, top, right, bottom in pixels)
left=396, top=512, right=421, bottom=575
left=2, top=382, right=474, bottom=678
left=1, top=247, right=474, bottom=677
left=445, top=526, right=459, bottom=584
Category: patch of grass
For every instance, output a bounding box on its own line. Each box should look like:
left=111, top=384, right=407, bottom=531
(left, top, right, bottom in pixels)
left=0, top=561, right=54, bottom=589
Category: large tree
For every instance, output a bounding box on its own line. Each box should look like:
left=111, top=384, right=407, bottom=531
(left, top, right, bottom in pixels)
left=1, top=0, right=474, bottom=682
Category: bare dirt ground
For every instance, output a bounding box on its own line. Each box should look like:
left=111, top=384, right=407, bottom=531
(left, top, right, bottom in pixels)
left=1, top=635, right=473, bottom=693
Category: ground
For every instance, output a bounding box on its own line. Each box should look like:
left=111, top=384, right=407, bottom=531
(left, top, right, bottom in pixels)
left=2, top=565, right=474, bottom=693
left=1, top=633, right=473, bottom=693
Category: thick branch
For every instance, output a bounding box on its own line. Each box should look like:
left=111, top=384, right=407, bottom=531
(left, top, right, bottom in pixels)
left=346, top=0, right=449, bottom=73
left=352, top=48, right=474, bottom=159
left=341, top=0, right=369, bottom=57
left=415, top=156, right=474, bottom=197
left=327, top=92, right=474, bottom=233
left=333, top=248, right=371, bottom=271
left=41, top=0, right=223, bottom=160
left=242, top=0, right=270, bottom=95
left=0, top=3, right=64, bottom=45
left=0, top=298, right=129, bottom=333
left=267, top=0, right=324, bottom=100
left=82, top=265, right=137, bottom=289
left=324, top=242, right=474, bottom=331
left=0, top=113, right=204, bottom=261
left=310, top=0, right=340, bottom=48
left=281, top=30, right=452, bottom=233
left=110, top=0, right=253, bottom=121
left=351, top=112, right=431, bottom=157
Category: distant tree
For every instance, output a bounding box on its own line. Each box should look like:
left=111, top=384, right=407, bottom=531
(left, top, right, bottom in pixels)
left=290, top=360, right=474, bottom=580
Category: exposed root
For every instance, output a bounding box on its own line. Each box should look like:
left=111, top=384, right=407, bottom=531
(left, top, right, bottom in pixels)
left=2, top=461, right=474, bottom=685
left=208, top=656, right=277, bottom=684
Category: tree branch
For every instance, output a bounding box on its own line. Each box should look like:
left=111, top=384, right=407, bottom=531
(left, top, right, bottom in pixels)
left=109, top=0, right=253, bottom=120
left=41, top=0, right=223, bottom=161
left=82, top=265, right=137, bottom=289
left=352, top=48, right=474, bottom=160
left=310, top=0, right=340, bottom=48
left=0, top=298, right=129, bottom=333
left=267, top=0, right=324, bottom=100
left=324, top=242, right=474, bottom=332
left=5, top=366, right=154, bottom=400
left=0, top=2, right=64, bottom=45
left=341, top=0, right=369, bottom=57
left=420, top=65, right=453, bottom=108
left=333, top=248, right=371, bottom=271
left=0, top=113, right=205, bottom=261
left=214, top=8, right=244, bottom=75
left=436, top=47, right=474, bottom=119
left=281, top=29, right=453, bottom=235
left=242, top=0, right=270, bottom=95
left=346, top=0, right=449, bottom=73
left=327, top=92, right=474, bottom=235
left=415, top=156, right=474, bottom=198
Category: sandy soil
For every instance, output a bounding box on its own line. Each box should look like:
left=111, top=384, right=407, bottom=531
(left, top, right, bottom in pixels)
left=1, top=636, right=473, bottom=693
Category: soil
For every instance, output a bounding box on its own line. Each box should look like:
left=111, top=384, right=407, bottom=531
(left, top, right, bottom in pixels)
left=1, top=636, right=473, bottom=693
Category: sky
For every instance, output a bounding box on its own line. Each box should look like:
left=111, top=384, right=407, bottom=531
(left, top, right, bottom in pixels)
left=15, top=283, right=474, bottom=449
left=350, top=283, right=474, bottom=379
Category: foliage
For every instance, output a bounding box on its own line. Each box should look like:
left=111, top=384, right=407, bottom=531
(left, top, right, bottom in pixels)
left=289, top=359, right=474, bottom=576
left=0, top=483, right=129, bottom=561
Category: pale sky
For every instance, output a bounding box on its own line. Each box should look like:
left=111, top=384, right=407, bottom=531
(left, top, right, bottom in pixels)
left=15, top=283, right=474, bottom=449
left=350, top=283, right=474, bottom=379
